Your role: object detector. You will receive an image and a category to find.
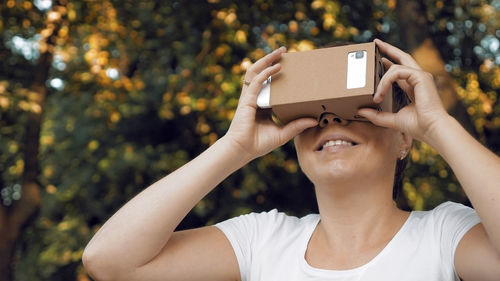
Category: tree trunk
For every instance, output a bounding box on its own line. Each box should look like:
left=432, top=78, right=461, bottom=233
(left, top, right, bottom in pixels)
left=396, top=0, right=477, bottom=136
left=0, top=52, right=50, bottom=281
left=394, top=0, right=478, bottom=210
left=0, top=5, right=63, bottom=279
left=0, top=183, right=41, bottom=281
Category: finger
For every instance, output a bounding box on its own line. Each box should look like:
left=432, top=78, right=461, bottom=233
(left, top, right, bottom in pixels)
left=278, top=118, right=318, bottom=145
left=357, top=108, right=397, bottom=129
left=375, top=64, right=417, bottom=103
left=376, top=59, right=403, bottom=103
left=381, top=58, right=414, bottom=97
left=374, top=39, right=421, bottom=70
left=245, top=47, right=286, bottom=79
left=239, top=63, right=281, bottom=106
left=381, top=57, right=393, bottom=70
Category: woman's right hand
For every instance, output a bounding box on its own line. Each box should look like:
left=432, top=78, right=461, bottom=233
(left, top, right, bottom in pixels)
left=84, top=47, right=318, bottom=281
left=224, top=47, right=318, bottom=162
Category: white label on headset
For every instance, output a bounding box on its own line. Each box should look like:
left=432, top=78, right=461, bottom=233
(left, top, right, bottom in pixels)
left=256, top=76, right=272, bottom=108
left=346, top=50, right=367, bottom=89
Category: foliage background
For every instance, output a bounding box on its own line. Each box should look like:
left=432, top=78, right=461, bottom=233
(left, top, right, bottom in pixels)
left=0, top=0, right=499, bottom=280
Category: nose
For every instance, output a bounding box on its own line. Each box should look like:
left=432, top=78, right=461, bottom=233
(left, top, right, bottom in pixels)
left=318, top=112, right=349, bottom=128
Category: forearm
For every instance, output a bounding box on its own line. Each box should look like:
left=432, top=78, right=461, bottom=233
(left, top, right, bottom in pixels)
left=427, top=115, right=500, bottom=252
left=83, top=136, right=250, bottom=277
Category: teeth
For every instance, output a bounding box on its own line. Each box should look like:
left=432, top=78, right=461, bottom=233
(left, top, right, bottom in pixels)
left=322, top=140, right=353, bottom=149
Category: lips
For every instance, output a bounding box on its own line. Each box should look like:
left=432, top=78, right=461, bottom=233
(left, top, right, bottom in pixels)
left=315, top=134, right=358, bottom=151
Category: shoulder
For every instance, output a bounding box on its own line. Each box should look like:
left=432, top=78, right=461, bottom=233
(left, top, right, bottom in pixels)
left=214, top=209, right=318, bottom=279
left=215, top=209, right=318, bottom=248
left=411, top=201, right=479, bottom=225
left=408, top=201, right=480, bottom=262
left=383, top=202, right=481, bottom=279
left=216, top=209, right=318, bottom=235
left=431, top=201, right=475, bottom=214
left=403, top=201, right=480, bottom=252
left=408, top=201, right=480, bottom=238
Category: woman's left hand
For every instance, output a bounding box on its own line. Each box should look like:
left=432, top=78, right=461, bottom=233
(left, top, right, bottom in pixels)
left=359, top=43, right=500, bottom=281
left=357, top=39, right=450, bottom=143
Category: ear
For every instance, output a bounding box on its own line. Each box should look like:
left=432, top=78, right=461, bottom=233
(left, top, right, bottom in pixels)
left=398, top=131, right=413, bottom=159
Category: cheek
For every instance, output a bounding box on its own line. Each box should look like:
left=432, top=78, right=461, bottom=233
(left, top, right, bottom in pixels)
left=293, top=137, right=302, bottom=158
left=294, top=136, right=315, bottom=175
left=368, top=133, right=400, bottom=161
left=294, top=140, right=308, bottom=168
left=354, top=123, right=400, bottom=159
left=293, top=132, right=314, bottom=156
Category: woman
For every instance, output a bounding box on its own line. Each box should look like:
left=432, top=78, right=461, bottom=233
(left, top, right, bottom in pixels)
left=82, top=39, right=500, bottom=281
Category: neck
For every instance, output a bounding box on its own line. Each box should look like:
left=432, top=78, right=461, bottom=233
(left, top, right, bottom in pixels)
left=312, top=177, right=407, bottom=251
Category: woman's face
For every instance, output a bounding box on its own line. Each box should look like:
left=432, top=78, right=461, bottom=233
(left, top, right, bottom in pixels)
left=294, top=118, right=405, bottom=186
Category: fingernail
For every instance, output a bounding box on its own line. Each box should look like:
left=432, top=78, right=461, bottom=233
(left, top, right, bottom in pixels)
left=357, top=109, right=369, bottom=118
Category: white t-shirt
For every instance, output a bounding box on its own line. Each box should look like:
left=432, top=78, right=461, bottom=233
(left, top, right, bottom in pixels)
left=215, top=201, right=480, bottom=281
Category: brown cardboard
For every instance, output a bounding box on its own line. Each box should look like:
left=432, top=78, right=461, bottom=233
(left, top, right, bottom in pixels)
left=267, top=42, right=391, bottom=124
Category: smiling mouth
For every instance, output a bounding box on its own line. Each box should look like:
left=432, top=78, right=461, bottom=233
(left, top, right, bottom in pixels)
left=316, top=139, right=358, bottom=151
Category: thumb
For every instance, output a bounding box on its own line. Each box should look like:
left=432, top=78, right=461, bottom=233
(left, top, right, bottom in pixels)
left=279, top=118, right=318, bottom=144
left=357, top=108, right=397, bottom=129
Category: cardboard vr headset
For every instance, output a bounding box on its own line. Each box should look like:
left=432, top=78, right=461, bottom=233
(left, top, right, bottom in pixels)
left=257, top=42, right=392, bottom=124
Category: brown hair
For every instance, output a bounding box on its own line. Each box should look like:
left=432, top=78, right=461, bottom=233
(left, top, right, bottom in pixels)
left=392, top=83, right=412, bottom=200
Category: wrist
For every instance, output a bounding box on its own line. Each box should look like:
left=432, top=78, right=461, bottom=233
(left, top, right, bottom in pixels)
left=422, top=114, right=461, bottom=152
left=420, top=110, right=451, bottom=143
left=216, top=135, right=254, bottom=167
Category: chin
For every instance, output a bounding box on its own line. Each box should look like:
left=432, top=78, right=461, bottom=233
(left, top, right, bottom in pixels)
left=304, top=161, right=358, bottom=185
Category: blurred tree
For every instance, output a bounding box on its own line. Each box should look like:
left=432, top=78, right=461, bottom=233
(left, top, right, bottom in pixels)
left=0, top=0, right=498, bottom=280
left=397, top=0, right=476, bottom=134
left=0, top=1, right=65, bottom=280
